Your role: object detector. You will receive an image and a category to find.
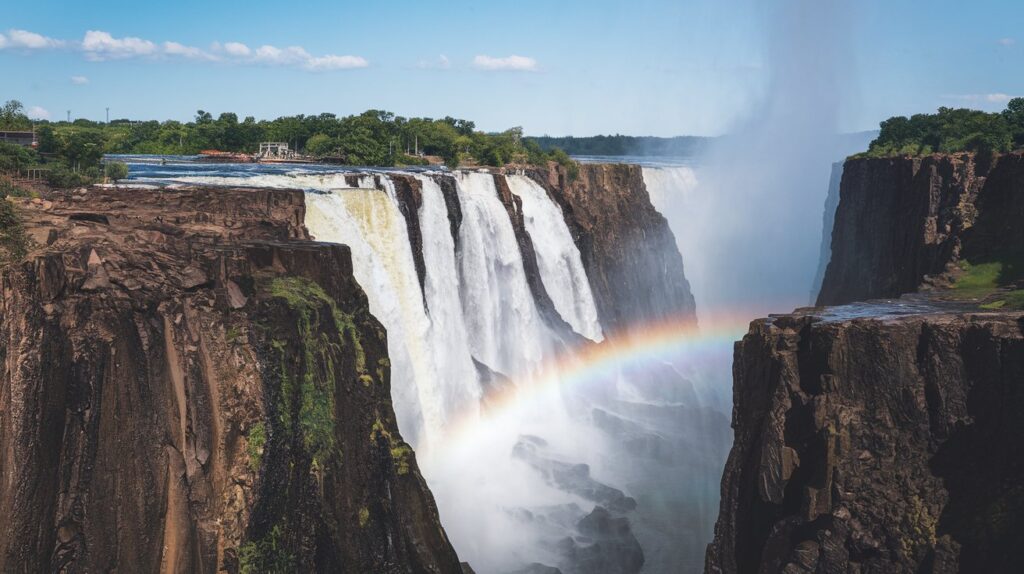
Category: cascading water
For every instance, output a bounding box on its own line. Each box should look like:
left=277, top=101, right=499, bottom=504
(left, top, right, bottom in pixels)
left=506, top=174, right=603, bottom=342
left=412, top=174, right=482, bottom=433
left=303, top=182, right=445, bottom=449
left=452, top=171, right=549, bottom=375
left=125, top=159, right=733, bottom=574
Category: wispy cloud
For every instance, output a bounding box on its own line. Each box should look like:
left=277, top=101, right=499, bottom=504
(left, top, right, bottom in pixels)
left=998, top=38, right=1016, bottom=47
left=26, top=106, right=50, bottom=120
left=418, top=54, right=452, bottom=70
left=70, top=75, right=89, bottom=85
left=472, top=54, right=538, bottom=72
left=942, top=93, right=1015, bottom=105
left=0, top=29, right=65, bottom=50
left=163, top=41, right=215, bottom=61
left=0, top=28, right=367, bottom=72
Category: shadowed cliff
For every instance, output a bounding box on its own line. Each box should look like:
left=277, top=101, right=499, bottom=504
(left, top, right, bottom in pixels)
left=0, top=186, right=462, bottom=573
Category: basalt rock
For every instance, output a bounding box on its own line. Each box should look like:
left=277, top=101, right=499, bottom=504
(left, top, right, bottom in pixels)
left=816, top=152, right=1024, bottom=306
left=705, top=308, right=1024, bottom=574
left=387, top=174, right=428, bottom=301
left=526, top=163, right=697, bottom=333
left=0, top=186, right=461, bottom=573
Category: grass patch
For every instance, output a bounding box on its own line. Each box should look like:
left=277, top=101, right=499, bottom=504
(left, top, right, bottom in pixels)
left=954, top=261, right=1003, bottom=297
left=954, top=257, right=1024, bottom=306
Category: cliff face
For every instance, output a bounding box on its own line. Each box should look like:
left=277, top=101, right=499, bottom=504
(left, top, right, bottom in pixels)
left=0, top=187, right=461, bottom=573
left=810, top=163, right=844, bottom=304
left=706, top=308, right=1024, bottom=574
left=528, top=163, right=697, bottom=332
left=816, top=152, right=1024, bottom=306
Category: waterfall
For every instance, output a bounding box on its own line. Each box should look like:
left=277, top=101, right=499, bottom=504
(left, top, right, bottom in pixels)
left=145, top=163, right=725, bottom=573
left=506, top=174, right=603, bottom=342
left=452, top=172, right=548, bottom=376
left=304, top=184, right=445, bottom=450
left=413, top=174, right=481, bottom=434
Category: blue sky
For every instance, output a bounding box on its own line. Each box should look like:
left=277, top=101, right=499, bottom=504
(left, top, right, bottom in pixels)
left=2, top=0, right=1022, bottom=136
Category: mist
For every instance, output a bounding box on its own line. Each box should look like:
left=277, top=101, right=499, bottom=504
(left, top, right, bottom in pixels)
left=659, top=0, right=859, bottom=321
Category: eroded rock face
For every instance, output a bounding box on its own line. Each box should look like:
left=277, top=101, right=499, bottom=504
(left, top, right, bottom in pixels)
left=816, top=152, right=1024, bottom=306
left=526, top=163, right=697, bottom=332
left=705, top=309, right=1024, bottom=574
left=0, top=186, right=461, bottom=573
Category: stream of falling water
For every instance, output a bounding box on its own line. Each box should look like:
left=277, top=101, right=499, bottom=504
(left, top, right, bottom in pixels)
left=126, top=161, right=732, bottom=574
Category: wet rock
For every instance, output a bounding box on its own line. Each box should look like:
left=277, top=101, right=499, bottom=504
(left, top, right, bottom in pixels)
left=513, top=437, right=637, bottom=513
left=559, top=506, right=644, bottom=574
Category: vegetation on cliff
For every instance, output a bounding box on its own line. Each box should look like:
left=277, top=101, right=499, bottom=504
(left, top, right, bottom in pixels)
left=861, top=99, right=1024, bottom=157
left=0, top=178, right=31, bottom=263
left=0, top=100, right=122, bottom=186
left=1, top=98, right=576, bottom=170
left=955, top=258, right=1024, bottom=310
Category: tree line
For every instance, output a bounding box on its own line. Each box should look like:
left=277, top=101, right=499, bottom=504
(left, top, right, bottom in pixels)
left=0, top=100, right=575, bottom=171
left=862, top=99, right=1024, bottom=158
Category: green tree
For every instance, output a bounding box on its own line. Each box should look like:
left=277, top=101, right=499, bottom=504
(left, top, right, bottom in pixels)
left=0, top=100, right=31, bottom=130
left=304, top=134, right=336, bottom=156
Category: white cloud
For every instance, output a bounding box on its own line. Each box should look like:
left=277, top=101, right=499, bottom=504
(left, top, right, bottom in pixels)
left=304, top=54, right=368, bottom=71
left=998, top=38, right=1016, bottom=47
left=0, top=28, right=366, bottom=72
left=249, top=44, right=366, bottom=70
left=0, top=29, right=64, bottom=50
left=70, top=75, right=89, bottom=85
left=472, top=54, right=537, bottom=72
left=82, top=30, right=157, bottom=60
left=26, top=106, right=50, bottom=120
left=222, top=41, right=251, bottom=57
left=163, top=41, right=215, bottom=60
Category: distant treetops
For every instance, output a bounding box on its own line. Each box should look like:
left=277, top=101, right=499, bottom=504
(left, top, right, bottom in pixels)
left=861, top=98, right=1024, bottom=158
left=0, top=100, right=574, bottom=170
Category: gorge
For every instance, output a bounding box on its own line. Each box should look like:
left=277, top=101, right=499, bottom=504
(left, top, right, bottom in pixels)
left=0, top=161, right=731, bottom=573
left=2, top=149, right=1022, bottom=574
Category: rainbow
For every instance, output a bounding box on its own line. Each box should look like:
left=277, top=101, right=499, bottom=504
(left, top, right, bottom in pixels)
left=427, top=312, right=757, bottom=460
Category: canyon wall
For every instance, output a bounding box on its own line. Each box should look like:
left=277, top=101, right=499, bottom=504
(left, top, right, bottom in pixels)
left=816, top=152, right=1024, bottom=306
left=710, top=151, right=1024, bottom=573
left=0, top=187, right=461, bottom=573
left=528, top=163, right=697, bottom=332
left=706, top=309, right=1024, bottom=574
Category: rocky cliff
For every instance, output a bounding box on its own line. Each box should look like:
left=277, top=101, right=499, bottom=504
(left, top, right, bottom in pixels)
left=527, top=163, right=697, bottom=332
left=0, top=186, right=461, bottom=573
left=816, top=152, right=1024, bottom=306
left=705, top=305, right=1024, bottom=574
left=709, top=150, right=1024, bottom=573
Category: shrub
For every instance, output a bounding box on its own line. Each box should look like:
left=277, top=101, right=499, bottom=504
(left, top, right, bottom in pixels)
left=104, top=160, right=129, bottom=182
left=46, top=165, right=94, bottom=189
